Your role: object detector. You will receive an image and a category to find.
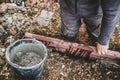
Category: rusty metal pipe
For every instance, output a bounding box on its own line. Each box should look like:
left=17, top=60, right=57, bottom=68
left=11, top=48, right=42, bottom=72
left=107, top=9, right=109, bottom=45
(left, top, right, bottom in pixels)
left=25, top=32, right=120, bottom=60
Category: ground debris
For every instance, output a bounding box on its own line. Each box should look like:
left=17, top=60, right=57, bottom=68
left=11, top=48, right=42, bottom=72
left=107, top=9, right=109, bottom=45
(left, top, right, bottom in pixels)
left=0, top=3, right=8, bottom=13
left=0, top=25, right=7, bottom=37
left=0, top=57, right=5, bottom=66
left=0, top=0, right=120, bottom=80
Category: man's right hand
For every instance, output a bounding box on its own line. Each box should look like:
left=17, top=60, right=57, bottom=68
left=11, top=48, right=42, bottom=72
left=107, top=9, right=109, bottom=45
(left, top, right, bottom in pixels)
left=96, top=42, right=109, bottom=55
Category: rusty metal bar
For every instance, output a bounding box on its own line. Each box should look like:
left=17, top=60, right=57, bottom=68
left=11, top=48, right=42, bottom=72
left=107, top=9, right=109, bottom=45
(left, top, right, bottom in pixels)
left=25, top=32, right=120, bottom=60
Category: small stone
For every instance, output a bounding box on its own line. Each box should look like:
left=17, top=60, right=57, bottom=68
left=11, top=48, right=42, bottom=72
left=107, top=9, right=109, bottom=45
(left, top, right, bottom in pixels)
left=5, top=36, right=14, bottom=44
left=0, top=18, right=4, bottom=24
left=0, top=3, right=8, bottom=13
left=60, top=72, right=64, bottom=76
left=3, top=66, right=8, bottom=71
left=106, top=71, right=111, bottom=75
left=4, top=15, right=13, bottom=24
left=7, top=3, right=17, bottom=10
left=0, top=52, right=4, bottom=57
left=60, top=72, right=67, bottom=77
left=92, top=64, right=96, bottom=68
left=34, top=8, right=39, bottom=12
left=1, top=48, right=5, bottom=52
left=12, top=0, right=23, bottom=6
left=5, top=72, right=9, bottom=77
left=114, top=75, right=118, bottom=78
left=0, top=58, right=5, bottom=65
left=16, top=13, right=24, bottom=20
left=0, top=25, right=7, bottom=38
left=62, top=65, right=65, bottom=68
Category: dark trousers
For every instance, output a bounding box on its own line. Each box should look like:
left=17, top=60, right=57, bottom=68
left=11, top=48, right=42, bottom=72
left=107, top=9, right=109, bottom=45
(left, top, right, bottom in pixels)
left=60, top=0, right=120, bottom=45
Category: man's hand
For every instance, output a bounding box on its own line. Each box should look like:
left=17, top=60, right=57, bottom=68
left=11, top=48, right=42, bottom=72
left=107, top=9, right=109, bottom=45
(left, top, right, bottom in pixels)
left=96, top=42, right=109, bottom=55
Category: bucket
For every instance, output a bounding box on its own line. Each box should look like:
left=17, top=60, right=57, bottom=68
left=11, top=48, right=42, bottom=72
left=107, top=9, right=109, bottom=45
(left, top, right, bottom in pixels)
left=5, top=39, right=48, bottom=80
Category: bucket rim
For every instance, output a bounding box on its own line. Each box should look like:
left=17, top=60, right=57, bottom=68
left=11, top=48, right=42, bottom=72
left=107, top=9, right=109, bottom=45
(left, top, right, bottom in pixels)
left=5, top=38, right=48, bottom=69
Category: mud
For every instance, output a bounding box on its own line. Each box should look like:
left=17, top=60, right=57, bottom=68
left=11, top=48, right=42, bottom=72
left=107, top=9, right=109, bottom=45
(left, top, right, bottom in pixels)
left=12, top=51, right=43, bottom=67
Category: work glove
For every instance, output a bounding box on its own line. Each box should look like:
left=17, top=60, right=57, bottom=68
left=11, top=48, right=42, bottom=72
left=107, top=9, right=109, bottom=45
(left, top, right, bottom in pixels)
left=96, top=42, right=109, bottom=55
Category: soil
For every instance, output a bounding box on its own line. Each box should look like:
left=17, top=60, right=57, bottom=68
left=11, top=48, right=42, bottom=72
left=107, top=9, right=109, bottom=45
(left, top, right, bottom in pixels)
left=0, top=1, right=120, bottom=80
left=12, top=51, right=42, bottom=67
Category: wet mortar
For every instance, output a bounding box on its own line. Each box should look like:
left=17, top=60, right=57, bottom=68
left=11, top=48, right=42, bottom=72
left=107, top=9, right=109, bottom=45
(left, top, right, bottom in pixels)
left=12, top=51, right=43, bottom=67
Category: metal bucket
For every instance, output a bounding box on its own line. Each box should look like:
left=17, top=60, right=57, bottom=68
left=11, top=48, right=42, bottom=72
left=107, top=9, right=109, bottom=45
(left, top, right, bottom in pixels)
left=5, top=39, right=48, bottom=80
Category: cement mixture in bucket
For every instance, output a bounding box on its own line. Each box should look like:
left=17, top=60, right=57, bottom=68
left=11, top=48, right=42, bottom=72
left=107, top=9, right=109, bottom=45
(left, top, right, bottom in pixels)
left=12, top=51, right=43, bottom=67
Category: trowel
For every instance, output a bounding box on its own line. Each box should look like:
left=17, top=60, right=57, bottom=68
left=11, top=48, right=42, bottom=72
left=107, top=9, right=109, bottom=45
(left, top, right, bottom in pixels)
left=37, top=3, right=54, bottom=26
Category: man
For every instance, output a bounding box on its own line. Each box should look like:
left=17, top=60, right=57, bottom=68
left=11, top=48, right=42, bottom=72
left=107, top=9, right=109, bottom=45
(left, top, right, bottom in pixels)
left=96, top=0, right=120, bottom=54
left=43, top=0, right=120, bottom=55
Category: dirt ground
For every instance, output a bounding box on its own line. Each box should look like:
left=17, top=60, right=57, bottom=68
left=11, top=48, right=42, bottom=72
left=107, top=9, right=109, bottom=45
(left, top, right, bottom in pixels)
left=0, top=1, right=120, bottom=80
